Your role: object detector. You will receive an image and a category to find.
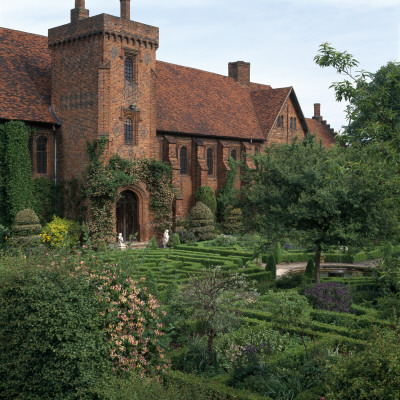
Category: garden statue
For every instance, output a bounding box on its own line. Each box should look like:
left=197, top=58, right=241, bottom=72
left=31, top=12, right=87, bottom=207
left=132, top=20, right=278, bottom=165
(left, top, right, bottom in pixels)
left=162, top=229, right=169, bottom=249
left=118, top=233, right=126, bottom=250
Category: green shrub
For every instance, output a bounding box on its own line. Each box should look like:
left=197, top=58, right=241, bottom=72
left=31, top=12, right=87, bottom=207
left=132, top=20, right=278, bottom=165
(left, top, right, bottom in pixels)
left=147, top=236, right=158, bottom=249
left=324, top=324, right=400, bottom=399
left=41, top=216, right=81, bottom=248
left=0, top=260, right=111, bottom=400
left=32, top=178, right=63, bottom=224
left=177, top=229, right=198, bottom=244
left=12, top=208, right=41, bottom=236
left=172, top=233, right=181, bottom=248
left=305, top=258, right=315, bottom=279
left=266, top=254, right=276, bottom=279
left=377, top=293, right=400, bottom=319
left=214, top=234, right=238, bottom=247
left=222, top=207, right=243, bottom=234
left=195, top=186, right=217, bottom=214
left=188, top=201, right=216, bottom=241
left=273, top=241, right=283, bottom=264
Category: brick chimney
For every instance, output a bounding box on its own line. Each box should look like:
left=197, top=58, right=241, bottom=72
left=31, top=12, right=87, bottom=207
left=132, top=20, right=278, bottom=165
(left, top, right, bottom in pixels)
left=313, top=103, right=322, bottom=122
left=120, top=0, right=131, bottom=20
left=71, top=0, right=89, bottom=23
left=228, top=61, right=250, bottom=88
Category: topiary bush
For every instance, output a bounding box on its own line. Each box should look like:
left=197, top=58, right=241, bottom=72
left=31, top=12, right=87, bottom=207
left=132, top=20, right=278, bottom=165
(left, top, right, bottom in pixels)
left=13, top=208, right=41, bottom=236
left=305, top=282, right=353, bottom=313
left=41, top=216, right=81, bottom=248
left=10, top=209, right=42, bottom=249
left=222, top=207, right=243, bottom=234
left=188, top=202, right=216, bottom=241
left=195, top=186, right=217, bottom=215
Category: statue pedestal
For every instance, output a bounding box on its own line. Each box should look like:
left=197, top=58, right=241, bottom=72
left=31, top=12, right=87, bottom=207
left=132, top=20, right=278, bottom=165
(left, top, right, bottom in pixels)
left=118, top=243, right=127, bottom=251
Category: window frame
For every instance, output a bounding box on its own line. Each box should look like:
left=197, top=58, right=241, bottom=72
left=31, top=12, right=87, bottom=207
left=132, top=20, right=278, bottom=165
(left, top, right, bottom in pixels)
left=206, top=147, right=214, bottom=176
left=179, top=146, right=188, bottom=175
left=36, top=136, right=48, bottom=174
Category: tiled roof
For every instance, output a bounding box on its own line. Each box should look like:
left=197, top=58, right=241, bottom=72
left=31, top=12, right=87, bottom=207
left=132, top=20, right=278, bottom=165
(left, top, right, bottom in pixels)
left=0, top=28, right=56, bottom=124
left=156, top=61, right=265, bottom=140
left=251, top=87, right=292, bottom=138
left=0, top=27, right=315, bottom=143
left=306, top=117, right=336, bottom=146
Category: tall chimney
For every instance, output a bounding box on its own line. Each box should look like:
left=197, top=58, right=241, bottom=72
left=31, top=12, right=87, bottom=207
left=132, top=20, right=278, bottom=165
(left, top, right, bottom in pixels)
left=228, top=61, right=250, bottom=87
left=120, top=0, right=131, bottom=20
left=314, top=103, right=321, bottom=118
left=71, top=0, right=89, bottom=23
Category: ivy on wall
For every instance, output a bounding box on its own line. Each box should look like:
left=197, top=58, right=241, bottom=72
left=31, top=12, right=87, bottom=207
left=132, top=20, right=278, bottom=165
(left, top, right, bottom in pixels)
left=0, top=121, right=33, bottom=227
left=85, top=137, right=175, bottom=245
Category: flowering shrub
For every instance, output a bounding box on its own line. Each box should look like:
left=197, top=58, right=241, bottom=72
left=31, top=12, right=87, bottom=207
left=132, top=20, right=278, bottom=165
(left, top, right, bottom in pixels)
left=305, top=282, right=353, bottom=313
left=41, top=216, right=81, bottom=248
left=76, top=262, right=170, bottom=379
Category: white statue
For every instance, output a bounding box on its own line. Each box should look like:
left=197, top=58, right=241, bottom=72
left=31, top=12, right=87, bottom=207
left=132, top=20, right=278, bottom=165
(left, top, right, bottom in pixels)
left=118, top=233, right=126, bottom=250
left=162, top=229, right=169, bottom=249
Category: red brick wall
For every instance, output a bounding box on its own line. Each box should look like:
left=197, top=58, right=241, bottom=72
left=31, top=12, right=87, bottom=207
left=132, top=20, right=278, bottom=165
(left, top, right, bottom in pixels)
left=268, top=97, right=305, bottom=144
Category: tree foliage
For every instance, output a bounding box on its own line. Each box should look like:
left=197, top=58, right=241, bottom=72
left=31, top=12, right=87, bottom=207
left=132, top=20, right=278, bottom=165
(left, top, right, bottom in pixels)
left=241, top=137, right=400, bottom=282
left=315, top=43, right=400, bottom=145
left=180, top=268, right=258, bottom=364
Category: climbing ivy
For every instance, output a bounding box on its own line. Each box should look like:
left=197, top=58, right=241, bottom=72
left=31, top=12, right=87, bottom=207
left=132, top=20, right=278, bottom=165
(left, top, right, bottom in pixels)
left=216, top=157, right=238, bottom=223
left=0, top=121, right=33, bottom=227
left=85, top=137, right=175, bottom=246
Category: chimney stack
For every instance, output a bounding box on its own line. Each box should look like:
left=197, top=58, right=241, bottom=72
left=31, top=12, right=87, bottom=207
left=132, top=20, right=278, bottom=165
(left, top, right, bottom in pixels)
left=314, top=103, right=321, bottom=118
left=71, top=0, right=89, bottom=23
left=228, top=61, right=250, bottom=88
left=120, top=0, right=131, bottom=20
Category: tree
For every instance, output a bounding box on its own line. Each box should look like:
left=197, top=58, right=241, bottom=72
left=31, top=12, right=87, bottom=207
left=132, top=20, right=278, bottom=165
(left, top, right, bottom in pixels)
left=241, top=137, right=399, bottom=283
left=180, top=268, right=258, bottom=364
left=314, top=43, right=400, bottom=145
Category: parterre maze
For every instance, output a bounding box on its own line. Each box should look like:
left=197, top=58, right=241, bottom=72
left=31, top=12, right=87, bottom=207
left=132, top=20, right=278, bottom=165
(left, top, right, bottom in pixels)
left=90, top=244, right=385, bottom=399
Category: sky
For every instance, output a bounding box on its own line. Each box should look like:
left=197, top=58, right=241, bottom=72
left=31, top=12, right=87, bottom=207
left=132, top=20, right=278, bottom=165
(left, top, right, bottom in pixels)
left=1, top=0, right=399, bottom=133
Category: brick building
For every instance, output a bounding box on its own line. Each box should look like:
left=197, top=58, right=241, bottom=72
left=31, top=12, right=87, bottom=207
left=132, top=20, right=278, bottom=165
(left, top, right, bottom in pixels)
left=0, top=0, right=335, bottom=241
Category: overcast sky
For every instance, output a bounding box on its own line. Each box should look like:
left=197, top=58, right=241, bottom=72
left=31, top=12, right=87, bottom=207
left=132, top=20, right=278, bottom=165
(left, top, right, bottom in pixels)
left=1, top=0, right=399, bottom=132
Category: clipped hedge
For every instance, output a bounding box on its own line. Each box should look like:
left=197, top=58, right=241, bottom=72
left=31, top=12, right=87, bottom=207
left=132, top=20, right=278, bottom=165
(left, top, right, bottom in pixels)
left=167, top=370, right=270, bottom=400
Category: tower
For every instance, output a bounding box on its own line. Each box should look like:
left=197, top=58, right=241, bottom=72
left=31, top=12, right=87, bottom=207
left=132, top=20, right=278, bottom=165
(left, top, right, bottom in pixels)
left=48, top=0, right=159, bottom=180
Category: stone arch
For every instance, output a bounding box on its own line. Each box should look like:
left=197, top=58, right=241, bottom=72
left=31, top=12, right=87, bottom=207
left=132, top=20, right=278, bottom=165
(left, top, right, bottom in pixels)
left=115, top=183, right=150, bottom=242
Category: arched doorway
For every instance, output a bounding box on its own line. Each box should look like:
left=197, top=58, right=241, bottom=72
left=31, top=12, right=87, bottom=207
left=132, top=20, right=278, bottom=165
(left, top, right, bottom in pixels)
left=116, top=190, right=139, bottom=241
